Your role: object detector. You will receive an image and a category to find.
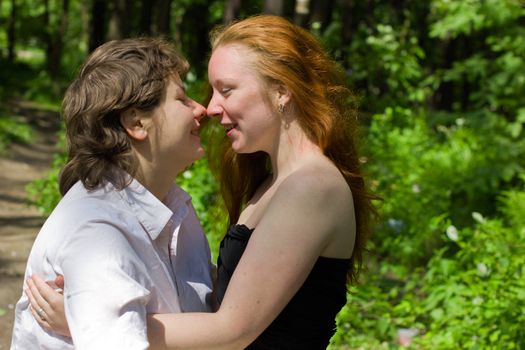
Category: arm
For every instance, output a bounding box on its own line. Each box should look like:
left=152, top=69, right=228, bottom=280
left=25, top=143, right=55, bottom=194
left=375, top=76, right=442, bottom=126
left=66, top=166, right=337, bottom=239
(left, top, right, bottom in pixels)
left=57, top=222, right=152, bottom=349
left=148, top=173, right=343, bottom=349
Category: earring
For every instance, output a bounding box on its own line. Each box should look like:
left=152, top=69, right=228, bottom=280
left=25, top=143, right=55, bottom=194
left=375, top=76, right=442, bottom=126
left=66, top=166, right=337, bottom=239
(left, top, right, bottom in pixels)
left=278, top=103, right=285, bottom=113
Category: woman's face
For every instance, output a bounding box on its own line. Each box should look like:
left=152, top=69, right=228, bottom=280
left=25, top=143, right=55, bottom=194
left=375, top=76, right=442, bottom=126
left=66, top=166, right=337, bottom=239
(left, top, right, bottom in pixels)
left=207, top=44, right=281, bottom=154
left=148, top=74, right=206, bottom=173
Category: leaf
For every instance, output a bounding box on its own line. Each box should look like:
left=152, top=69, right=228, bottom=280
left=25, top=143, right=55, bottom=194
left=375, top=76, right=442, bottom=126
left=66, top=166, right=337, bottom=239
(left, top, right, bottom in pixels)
left=430, top=308, right=444, bottom=321
left=472, top=212, right=485, bottom=223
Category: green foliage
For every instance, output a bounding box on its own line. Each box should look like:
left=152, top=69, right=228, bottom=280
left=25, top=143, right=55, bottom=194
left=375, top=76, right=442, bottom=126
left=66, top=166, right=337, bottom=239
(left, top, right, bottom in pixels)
left=177, top=159, right=225, bottom=261
left=366, top=106, right=524, bottom=267
left=325, top=1, right=525, bottom=348
left=425, top=0, right=525, bottom=116
left=0, top=56, right=65, bottom=105
left=0, top=112, right=33, bottom=153
left=336, top=21, right=427, bottom=111
left=429, top=0, right=524, bottom=39
left=25, top=152, right=65, bottom=213
left=331, top=179, right=525, bottom=349
left=25, top=128, right=65, bottom=214
left=416, top=188, right=525, bottom=349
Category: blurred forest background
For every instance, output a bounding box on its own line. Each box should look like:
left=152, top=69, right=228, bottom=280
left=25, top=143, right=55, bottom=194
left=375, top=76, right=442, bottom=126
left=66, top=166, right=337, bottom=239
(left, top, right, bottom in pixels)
left=1, top=0, right=524, bottom=348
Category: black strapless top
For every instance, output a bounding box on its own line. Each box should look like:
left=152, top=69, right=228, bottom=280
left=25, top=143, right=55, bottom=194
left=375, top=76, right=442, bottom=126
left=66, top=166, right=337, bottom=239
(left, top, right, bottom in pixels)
left=216, top=224, right=350, bottom=349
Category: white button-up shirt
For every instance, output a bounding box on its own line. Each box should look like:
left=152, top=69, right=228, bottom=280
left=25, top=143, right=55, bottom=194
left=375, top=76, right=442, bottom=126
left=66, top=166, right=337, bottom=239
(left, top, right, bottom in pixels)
left=11, top=177, right=214, bottom=350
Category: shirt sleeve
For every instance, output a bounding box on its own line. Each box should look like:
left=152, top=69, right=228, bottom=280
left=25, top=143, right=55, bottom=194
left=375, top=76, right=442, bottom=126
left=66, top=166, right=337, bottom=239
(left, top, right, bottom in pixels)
left=57, top=221, right=152, bottom=350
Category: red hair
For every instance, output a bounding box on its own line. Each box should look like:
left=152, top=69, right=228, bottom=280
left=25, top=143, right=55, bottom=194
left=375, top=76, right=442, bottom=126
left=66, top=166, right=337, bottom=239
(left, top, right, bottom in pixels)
left=210, top=15, right=376, bottom=284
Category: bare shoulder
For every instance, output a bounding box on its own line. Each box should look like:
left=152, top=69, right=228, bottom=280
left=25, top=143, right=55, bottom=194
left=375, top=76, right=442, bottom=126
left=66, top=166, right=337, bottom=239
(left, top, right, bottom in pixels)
left=274, top=156, right=354, bottom=218
left=280, top=157, right=351, bottom=200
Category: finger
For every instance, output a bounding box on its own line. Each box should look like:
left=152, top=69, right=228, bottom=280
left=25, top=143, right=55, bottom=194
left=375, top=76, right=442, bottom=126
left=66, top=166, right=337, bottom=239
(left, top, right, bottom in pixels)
left=46, top=274, right=65, bottom=293
left=31, top=274, right=61, bottom=305
left=27, top=277, right=51, bottom=314
left=55, top=275, right=65, bottom=290
left=29, top=304, right=53, bottom=331
left=25, top=287, right=43, bottom=318
left=24, top=281, right=45, bottom=318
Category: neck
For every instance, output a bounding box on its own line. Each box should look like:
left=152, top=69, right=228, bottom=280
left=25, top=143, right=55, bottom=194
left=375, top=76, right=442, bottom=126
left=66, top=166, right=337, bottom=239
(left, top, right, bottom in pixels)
left=132, top=151, right=183, bottom=202
left=134, top=167, right=178, bottom=202
left=267, top=121, right=323, bottom=182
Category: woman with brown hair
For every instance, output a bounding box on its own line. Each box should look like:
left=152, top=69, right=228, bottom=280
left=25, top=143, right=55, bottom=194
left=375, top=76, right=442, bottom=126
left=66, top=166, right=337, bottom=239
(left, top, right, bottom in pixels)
left=12, top=37, right=213, bottom=349
left=26, top=15, right=375, bottom=349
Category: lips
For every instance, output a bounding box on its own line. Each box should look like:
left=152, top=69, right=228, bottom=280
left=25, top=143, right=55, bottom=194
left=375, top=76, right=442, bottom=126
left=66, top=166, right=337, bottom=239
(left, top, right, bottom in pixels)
left=225, top=124, right=238, bottom=135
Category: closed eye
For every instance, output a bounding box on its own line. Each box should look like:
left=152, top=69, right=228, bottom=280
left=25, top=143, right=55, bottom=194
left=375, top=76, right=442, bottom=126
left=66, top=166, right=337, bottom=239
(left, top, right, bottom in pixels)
left=174, top=91, right=191, bottom=104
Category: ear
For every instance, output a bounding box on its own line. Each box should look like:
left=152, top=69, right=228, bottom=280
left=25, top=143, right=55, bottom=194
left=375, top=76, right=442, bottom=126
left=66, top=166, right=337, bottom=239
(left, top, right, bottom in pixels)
left=120, top=108, right=148, bottom=141
left=276, top=83, right=292, bottom=107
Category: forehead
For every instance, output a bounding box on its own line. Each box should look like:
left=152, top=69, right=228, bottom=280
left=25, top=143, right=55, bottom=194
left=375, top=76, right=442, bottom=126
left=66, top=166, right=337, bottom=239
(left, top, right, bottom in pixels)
left=208, top=44, right=255, bottom=78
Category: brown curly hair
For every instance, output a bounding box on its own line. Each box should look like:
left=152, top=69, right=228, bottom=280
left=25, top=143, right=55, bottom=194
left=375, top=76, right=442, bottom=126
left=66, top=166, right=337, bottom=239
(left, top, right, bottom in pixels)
left=59, top=37, right=189, bottom=195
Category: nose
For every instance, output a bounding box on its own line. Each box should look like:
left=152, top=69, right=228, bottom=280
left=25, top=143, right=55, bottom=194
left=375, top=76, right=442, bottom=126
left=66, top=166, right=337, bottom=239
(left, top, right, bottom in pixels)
left=206, top=92, right=223, bottom=119
left=191, top=100, right=207, bottom=121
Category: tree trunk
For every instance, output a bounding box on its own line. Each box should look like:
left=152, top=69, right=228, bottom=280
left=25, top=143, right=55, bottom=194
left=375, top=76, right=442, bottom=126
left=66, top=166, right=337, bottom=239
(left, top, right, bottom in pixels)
left=460, top=35, right=473, bottom=111
left=223, top=0, right=241, bottom=24
left=294, top=0, right=310, bottom=27
left=49, top=0, right=69, bottom=77
left=391, top=0, right=405, bottom=24
left=415, top=2, right=431, bottom=60
left=89, top=0, right=108, bottom=52
left=7, top=0, right=16, bottom=63
left=366, top=0, right=375, bottom=28
left=264, top=0, right=284, bottom=16
left=43, top=0, right=50, bottom=56
left=155, top=0, right=172, bottom=36
left=435, top=38, right=457, bottom=111
left=0, top=0, right=4, bottom=60
left=107, top=0, right=132, bottom=40
left=80, top=1, right=90, bottom=50
left=340, top=0, right=356, bottom=68
left=310, top=0, right=334, bottom=32
left=139, top=0, right=155, bottom=35
left=181, top=1, right=209, bottom=76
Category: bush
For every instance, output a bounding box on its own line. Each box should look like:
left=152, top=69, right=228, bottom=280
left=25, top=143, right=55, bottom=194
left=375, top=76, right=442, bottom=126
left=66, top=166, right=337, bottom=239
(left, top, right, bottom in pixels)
left=366, top=106, right=524, bottom=268
left=331, top=176, right=525, bottom=349
left=416, top=180, right=525, bottom=348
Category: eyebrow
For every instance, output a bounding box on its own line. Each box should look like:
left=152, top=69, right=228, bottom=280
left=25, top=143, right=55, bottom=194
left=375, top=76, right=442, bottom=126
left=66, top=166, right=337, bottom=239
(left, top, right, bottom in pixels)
left=212, top=78, right=234, bottom=86
left=174, top=83, right=186, bottom=95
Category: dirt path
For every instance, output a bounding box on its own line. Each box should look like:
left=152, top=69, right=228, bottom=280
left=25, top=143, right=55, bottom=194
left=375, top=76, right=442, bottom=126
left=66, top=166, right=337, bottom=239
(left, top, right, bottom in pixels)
left=0, top=101, right=59, bottom=348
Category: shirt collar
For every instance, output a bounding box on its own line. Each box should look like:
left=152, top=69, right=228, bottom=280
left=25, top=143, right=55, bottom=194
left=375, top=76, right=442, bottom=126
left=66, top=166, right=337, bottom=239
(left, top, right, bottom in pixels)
left=113, top=174, right=192, bottom=241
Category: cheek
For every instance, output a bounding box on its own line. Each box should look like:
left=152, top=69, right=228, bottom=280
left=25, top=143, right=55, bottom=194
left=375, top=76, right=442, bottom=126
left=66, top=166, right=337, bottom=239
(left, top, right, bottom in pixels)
left=239, top=93, right=270, bottom=117
left=224, top=98, right=244, bottom=114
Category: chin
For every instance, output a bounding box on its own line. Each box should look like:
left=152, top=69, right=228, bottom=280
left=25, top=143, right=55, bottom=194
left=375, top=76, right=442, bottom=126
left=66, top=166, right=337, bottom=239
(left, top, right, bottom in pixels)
left=231, top=142, right=248, bottom=154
